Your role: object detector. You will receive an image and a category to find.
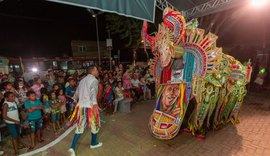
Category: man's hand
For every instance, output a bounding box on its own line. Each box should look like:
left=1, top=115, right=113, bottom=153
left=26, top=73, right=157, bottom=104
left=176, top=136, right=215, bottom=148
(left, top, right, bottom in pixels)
left=92, top=104, right=101, bottom=117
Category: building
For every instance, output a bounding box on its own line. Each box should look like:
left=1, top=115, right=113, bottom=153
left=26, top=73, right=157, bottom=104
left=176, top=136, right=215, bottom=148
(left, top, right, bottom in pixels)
left=71, top=40, right=110, bottom=57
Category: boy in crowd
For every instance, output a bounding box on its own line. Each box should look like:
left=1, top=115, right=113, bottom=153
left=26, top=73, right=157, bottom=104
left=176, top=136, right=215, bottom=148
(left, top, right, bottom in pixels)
left=2, top=92, right=21, bottom=155
left=24, top=91, right=44, bottom=150
left=65, top=78, right=76, bottom=114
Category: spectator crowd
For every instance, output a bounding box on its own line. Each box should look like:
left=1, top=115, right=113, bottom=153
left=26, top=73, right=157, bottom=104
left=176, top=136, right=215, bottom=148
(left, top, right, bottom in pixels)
left=0, top=63, right=155, bottom=155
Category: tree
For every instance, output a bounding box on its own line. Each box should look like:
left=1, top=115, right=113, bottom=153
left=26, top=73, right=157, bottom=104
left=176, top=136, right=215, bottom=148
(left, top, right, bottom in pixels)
left=106, top=14, right=143, bottom=65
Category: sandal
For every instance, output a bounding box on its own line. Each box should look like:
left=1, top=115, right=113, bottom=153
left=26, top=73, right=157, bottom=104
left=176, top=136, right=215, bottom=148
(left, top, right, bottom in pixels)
left=38, top=139, right=45, bottom=143
left=28, top=146, right=34, bottom=151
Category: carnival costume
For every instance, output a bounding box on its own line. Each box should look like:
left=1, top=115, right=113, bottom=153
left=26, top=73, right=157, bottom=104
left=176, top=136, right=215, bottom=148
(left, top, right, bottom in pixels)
left=142, top=8, right=252, bottom=140
left=68, top=74, right=101, bottom=155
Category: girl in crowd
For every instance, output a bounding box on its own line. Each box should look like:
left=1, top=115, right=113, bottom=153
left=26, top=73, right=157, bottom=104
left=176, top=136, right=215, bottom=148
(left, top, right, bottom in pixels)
left=15, top=80, right=28, bottom=108
left=122, top=67, right=132, bottom=90
left=52, top=84, right=59, bottom=92
left=49, top=91, right=61, bottom=133
left=40, top=88, right=51, bottom=129
left=113, top=81, right=125, bottom=113
left=31, top=78, right=44, bottom=99
left=57, top=88, right=67, bottom=124
left=104, top=81, right=113, bottom=111
left=140, top=76, right=151, bottom=100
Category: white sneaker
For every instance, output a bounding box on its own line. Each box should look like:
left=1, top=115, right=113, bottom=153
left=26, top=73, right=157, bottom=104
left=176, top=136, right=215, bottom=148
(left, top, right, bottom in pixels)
left=68, top=148, right=76, bottom=156
left=90, top=142, right=103, bottom=149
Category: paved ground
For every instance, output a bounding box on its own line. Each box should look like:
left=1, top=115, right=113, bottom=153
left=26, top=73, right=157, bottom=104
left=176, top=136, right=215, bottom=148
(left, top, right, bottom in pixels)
left=34, top=91, right=270, bottom=156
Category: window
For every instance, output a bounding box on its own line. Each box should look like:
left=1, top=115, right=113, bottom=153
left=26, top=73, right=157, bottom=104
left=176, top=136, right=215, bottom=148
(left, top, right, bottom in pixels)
left=79, top=46, right=87, bottom=52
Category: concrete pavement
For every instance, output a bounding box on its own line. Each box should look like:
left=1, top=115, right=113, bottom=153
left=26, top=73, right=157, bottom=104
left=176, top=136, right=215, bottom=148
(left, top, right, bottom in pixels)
left=34, top=91, right=270, bottom=156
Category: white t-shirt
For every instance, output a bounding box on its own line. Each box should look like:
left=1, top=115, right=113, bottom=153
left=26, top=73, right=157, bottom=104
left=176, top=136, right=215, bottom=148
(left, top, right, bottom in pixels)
left=131, top=79, right=140, bottom=88
left=4, top=101, right=20, bottom=124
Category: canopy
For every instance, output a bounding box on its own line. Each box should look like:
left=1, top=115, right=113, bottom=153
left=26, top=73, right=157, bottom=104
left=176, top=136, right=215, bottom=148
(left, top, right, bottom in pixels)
left=47, top=0, right=156, bottom=23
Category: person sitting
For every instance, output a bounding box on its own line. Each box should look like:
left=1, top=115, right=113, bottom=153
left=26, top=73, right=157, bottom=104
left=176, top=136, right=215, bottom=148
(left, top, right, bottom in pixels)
left=104, top=81, right=113, bottom=112
left=122, top=68, right=132, bottom=90
left=131, top=75, right=141, bottom=101
left=113, top=81, right=125, bottom=113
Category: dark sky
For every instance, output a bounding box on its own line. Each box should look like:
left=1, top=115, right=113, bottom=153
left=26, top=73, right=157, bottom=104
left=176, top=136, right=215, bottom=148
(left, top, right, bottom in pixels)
left=0, top=0, right=107, bottom=57
left=0, top=0, right=269, bottom=62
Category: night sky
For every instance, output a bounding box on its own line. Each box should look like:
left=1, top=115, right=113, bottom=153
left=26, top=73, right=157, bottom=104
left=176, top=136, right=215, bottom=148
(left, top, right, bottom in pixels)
left=0, top=0, right=269, bottom=62
left=0, top=0, right=108, bottom=57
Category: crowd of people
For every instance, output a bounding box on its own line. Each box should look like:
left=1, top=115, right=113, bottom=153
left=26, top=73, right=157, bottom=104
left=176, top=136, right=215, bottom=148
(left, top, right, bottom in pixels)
left=0, top=63, right=155, bottom=155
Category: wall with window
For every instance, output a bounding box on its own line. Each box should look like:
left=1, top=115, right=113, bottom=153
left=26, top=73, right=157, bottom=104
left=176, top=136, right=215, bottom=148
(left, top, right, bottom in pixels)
left=71, top=40, right=110, bottom=57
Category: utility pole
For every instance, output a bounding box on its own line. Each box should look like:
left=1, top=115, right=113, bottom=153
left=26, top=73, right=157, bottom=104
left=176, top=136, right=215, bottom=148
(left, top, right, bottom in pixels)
left=95, top=16, right=101, bottom=66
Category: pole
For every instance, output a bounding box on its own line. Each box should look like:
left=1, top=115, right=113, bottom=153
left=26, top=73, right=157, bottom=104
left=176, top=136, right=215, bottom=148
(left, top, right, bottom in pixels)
left=108, top=31, right=112, bottom=70
left=118, top=49, right=120, bottom=64
left=95, top=16, right=101, bottom=65
left=109, top=47, right=112, bottom=70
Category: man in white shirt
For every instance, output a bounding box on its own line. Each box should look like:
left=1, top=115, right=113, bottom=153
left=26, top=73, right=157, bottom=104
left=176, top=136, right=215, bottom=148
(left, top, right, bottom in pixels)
left=68, top=65, right=102, bottom=156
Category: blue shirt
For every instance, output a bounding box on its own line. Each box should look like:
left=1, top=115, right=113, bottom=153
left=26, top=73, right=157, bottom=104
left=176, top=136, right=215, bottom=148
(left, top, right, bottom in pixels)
left=65, top=86, right=76, bottom=97
left=24, top=99, right=42, bottom=120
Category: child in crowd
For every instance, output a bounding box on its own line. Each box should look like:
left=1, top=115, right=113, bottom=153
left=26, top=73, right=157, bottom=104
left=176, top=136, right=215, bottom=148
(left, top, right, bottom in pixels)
left=52, top=84, right=59, bottom=92
left=140, top=76, right=151, bottom=100
left=104, top=81, right=113, bottom=110
left=113, top=81, right=125, bottom=113
left=20, top=104, right=30, bottom=137
left=40, top=88, right=51, bottom=129
left=57, top=89, right=66, bottom=124
left=49, top=91, right=61, bottom=133
left=1, top=81, right=15, bottom=95
left=108, top=73, right=115, bottom=86
left=15, top=80, right=28, bottom=108
left=31, top=78, right=44, bottom=99
left=2, top=92, right=22, bottom=155
left=24, top=91, right=44, bottom=150
left=65, top=78, right=76, bottom=115
left=131, top=74, right=141, bottom=101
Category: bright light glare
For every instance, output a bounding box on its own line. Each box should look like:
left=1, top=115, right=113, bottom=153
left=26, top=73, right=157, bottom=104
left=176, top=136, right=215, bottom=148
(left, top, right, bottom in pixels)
left=32, top=67, right=38, bottom=72
left=250, top=0, right=268, bottom=7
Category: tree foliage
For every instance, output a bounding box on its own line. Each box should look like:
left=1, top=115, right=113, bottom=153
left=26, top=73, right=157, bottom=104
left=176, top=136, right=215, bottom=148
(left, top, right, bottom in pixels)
left=106, top=14, right=143, bottom=48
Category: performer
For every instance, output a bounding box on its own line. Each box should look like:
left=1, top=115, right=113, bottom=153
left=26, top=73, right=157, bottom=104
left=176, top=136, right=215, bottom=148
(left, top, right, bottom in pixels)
left=68, top=65, right=102, bottom=156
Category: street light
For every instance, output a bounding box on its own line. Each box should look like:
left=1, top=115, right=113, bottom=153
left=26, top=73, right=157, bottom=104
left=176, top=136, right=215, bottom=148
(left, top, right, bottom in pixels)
left=250, top=0, right=268, bottom=7
left=87, top=9, right=103, bottom=66
left=249, top=0, right=269, bottom=65
left=31, top=67, right=38, bottom=73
